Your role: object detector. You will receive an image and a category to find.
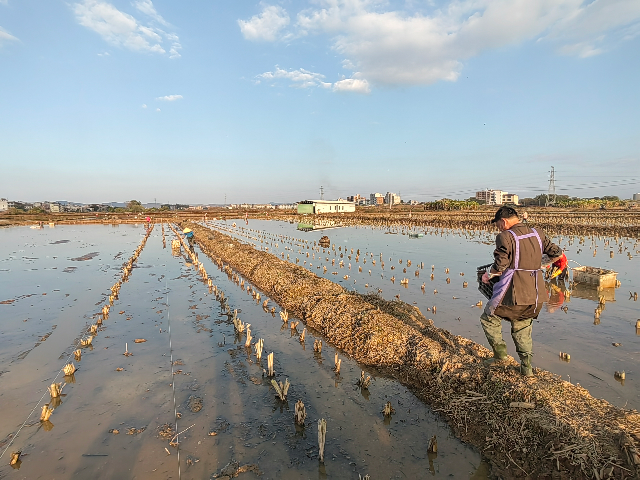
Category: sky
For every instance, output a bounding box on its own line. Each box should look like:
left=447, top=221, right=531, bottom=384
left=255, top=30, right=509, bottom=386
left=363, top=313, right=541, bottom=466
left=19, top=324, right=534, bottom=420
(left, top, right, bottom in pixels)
left=0, top=0, right=639, bottom=205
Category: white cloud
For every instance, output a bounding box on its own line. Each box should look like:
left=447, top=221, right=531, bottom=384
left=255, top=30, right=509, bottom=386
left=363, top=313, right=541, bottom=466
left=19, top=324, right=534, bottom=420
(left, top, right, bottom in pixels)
left=156, top=94, right=183, bottom=101
left=97, top=51, right=110, bottom=56
left=257, top=66, right=369, bottom=93
left=165, top=32, right=182, bottom=58
left=243, top=0, right=640, bottom=90
left=238, top=5, right=290, bottom=41
left=134, top=0, right=169, bottom=27
left=133, top=0, right=181, bottom=57
left=547, top=0, right=640, bottom=58
left=333, top=77, right=370, bottom=94
left=0, top=0, right=8, bottom=6
left=258, top=67, right=329, bottom=88
left=295, top=0, right=586, bottom=86
left=142, top=104, right=147, bottom=108
left=0, top=26, right=18, bottom=46
left=73, top=0, right=181, bottom=58
left=156, top=108, right=161, bottom=112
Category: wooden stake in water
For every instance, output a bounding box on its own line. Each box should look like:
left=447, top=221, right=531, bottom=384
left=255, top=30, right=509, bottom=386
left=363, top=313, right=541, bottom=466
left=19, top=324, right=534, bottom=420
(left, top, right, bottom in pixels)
left=333, top=353, right=341, bottom=374
left=10, top=451, right=21, bottom=466
left=48, top=382, right=64, bottom=398
left=294, top=400, right=306, bottom=426
left=318, top=419, right=327, bottom=462
left=428, top=435, right=438, bottom=454
left=255, top=338, right=264, bottom=362
left=382, top=401, right=395, bottom=417
left=40, top=405, right=53, bottom=422
left=267, top=352, right=274, bottom=377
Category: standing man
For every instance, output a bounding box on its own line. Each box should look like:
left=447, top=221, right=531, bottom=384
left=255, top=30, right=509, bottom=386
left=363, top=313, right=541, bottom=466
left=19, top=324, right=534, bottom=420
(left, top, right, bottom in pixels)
left=480, top=206, right=566, bottom=376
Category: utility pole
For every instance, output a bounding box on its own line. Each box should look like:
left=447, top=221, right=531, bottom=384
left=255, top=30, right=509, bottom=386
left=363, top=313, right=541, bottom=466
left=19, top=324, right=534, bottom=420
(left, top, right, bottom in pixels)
left=546, top=166, right=556, bottom=206
left=320, top=186, right=324, bottom=200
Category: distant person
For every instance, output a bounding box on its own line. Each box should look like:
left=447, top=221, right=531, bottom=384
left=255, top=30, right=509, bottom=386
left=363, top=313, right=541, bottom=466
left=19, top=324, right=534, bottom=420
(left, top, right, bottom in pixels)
left=480, top=206, right=566, bottom=376
left=522, top=211, right=528, bottom=223
left=182, top=228, right=195, bottom=250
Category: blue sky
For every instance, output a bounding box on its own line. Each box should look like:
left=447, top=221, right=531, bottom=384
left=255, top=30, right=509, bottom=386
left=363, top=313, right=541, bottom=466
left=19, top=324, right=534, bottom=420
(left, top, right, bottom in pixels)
left=1, top=0, right=639, bottom=204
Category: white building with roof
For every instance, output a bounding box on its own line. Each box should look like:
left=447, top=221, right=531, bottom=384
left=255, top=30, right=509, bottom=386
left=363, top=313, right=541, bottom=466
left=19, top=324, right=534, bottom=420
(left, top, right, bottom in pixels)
left=297, top=200, right=355, bottom=214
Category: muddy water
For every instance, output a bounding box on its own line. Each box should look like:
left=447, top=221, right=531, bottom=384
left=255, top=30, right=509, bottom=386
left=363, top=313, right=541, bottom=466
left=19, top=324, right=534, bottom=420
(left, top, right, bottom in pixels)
left=206, top=219, right=640, bottom=411
left=0, top=225, right=486, bottom=479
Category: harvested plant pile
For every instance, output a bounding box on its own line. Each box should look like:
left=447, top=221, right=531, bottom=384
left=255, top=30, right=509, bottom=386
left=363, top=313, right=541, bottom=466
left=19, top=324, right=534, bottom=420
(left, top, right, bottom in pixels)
left=185, top=221, right=640, bottom=479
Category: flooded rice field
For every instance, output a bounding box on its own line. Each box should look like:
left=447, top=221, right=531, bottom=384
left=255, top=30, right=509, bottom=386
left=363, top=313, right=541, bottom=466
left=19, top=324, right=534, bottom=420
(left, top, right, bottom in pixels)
left=206, top=219, right=640, bottom=412
left=0, top=224, right=488, bottom=479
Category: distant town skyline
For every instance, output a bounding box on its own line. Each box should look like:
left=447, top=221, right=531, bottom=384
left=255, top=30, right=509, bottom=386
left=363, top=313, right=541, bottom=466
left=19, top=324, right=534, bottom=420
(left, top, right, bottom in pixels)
left=2, top=186, right=638, bottom=213
left=1, top=1, right=639, bottom=203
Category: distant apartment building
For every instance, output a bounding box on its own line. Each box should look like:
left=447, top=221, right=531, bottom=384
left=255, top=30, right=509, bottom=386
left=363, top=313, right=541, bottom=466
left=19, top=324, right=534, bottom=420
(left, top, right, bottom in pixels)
left=0, top=198, right=7, bottom=211
left=502, top=193, right=519, bottom=205
left=370, top=193, right=384, bottom=206
left=9, top=201, right=34, bottom=210
left=634, top=193, right=640, bottom=201
left=347, top=195, right=367, bottom=206
left=385, top=192, right=401, bottom=205
left=49, top=203, right=61, bottom=213
left=476, top=190, right=519, bottom=205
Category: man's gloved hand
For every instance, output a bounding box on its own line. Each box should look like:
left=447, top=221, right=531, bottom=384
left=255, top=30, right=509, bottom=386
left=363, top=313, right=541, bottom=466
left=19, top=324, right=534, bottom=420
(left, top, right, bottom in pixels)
left=553, top=253, right=568, bottom=271
left=482, top=272, right=490, bottom=284
left=550, top=253, right=568, bottom=279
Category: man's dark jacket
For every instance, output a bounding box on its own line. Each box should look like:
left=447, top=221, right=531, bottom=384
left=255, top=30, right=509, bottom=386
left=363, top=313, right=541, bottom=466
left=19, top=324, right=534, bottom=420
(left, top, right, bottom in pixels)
left=492, top=223, right=562, bottom=321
